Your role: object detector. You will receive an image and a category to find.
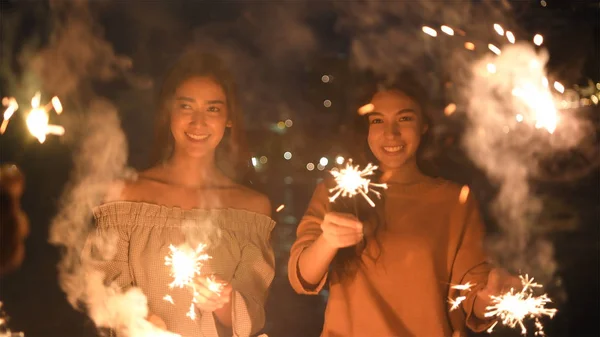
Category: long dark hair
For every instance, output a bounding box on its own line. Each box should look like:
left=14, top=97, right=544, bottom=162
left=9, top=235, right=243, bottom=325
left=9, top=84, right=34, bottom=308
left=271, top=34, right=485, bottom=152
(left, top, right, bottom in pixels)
left=330, top=71, right=436, bottom=279
left=151, top=50, right=252, bottom=183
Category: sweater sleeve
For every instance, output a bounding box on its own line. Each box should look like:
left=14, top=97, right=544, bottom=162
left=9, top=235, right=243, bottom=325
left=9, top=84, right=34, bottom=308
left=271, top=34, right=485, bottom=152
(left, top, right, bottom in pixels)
left=288, top=182, right=330, bottom=295
left=449, top=192, right=495, bottom=333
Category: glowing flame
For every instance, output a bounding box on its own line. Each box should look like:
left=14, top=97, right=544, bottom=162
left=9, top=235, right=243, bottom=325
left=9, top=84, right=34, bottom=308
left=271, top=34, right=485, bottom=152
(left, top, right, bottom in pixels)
left=488, top=44, right=502, bottom=55
left=458, top=185, right=470, bottom=204
left=553, top=81, right=565, bottom=94
left=493, top=23, right=505, bottom=36
left=440, top=25, right=454, bottom=36
left=165, top=244, right=210, bottom=289
left=358, top=103, right=375, bottom=115
left=329, top=159, right=387, bottom=207
left=205, top=275, right=226, bottom=294
left=485, top=274, right=557, bottom=336
left=533, top=34, right=544, bottom=46
left=444, top=103, right=457, bottom=116
left=506, top=31, right=516, bottom=44
left=26, top=106, right=50, bottom=143
left=421, top=26, right=437, bottom=37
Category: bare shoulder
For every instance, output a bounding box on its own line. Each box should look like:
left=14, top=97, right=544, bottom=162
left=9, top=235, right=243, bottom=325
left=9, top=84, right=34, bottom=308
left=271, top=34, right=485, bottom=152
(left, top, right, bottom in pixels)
left=234, top=184, right=272, bottom=217
left=107, top=167, right=162, bottom=202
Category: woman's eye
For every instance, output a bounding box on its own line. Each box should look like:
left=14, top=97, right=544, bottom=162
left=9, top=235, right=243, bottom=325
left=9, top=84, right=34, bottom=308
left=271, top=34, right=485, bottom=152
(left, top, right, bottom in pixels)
left=399, top=115, right=414, bottom=122
left=179, top=104, right=192, bottom=110
left=207, top=106, right=221, bottom=113
left=370, top=118, right=383, bottom=124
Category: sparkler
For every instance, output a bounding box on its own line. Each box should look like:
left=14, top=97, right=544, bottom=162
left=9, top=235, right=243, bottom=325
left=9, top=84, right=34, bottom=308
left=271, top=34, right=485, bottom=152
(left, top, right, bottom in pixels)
left=448, top=275, right=556, bottom=336
left=485, top=274, right=557, bottom=336
left=163, top=244, right=227, bottom=320
left=328, top=159, right=387, bottom=208
left=1, top=92, right=65, bottom=142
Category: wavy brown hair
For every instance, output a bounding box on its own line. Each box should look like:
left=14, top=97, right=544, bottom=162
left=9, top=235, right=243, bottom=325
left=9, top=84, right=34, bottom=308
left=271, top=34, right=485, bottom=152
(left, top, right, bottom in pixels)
left=330, top=71, right=436, bottom=279
left=151, top=51, right=252, bottom=183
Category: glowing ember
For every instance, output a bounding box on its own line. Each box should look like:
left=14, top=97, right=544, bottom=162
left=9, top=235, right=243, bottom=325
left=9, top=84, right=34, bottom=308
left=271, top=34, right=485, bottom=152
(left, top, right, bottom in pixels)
left=358, top=103, right=375, bottom=115
left=328, top=159, right=387, bottom=207
left=451, top=281, right=476, bottom=291
left=163, top=295, right=175, bottom=304
left=421, top=26, right=437, bottom=37
left=186, top=303, right=196, bottom=320
left=533, top=34, right=544, bottom=46
left=51, top=96, right=63, bottom=114
left=276, top=204, right=285, bottom=212
left=506, top=31, right=516, bottom=44
left=488, top=44, right=502, bottom=55
left=485, top=274, right=557, bottom=336
left=444, top=103, right=457, bottom=116
left=464, top=42, right=475, bottom=51
left=440, top=25, right=454, bottom=36
left=449, top=296, right=467, bottom=311
left=206, top=275, right=226, bottom=294
left=493, top=23, right=505, bottom=36
left=165, top=244, right=210, bottom=289
left=1, top=97, right=18, bottom=134
left=553, top=81, right=565, bottom=94
left=26, top=106, right=50, bottom=143
left=458, top=185, right=470, bottom=204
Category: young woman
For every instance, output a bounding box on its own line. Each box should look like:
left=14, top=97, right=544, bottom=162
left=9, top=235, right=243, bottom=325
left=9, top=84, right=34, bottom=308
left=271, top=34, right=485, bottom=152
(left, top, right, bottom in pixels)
left=89, top=51, right=275, bottom=337
left=288, top=76, right=518, bottom=337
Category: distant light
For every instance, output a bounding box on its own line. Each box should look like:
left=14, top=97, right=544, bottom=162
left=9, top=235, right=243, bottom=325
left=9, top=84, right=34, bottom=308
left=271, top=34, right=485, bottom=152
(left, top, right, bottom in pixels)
left=323, top=100, right=332, bottom=108
left=358, top=103, right=374, bottom=115
left=277, top=121, right=285, bottom=129
left=319, top=157, right=328, bottom=166
left=251, top=157, right=258, bottom=167
left=506, top=31, right=515, bottom=44
left=533, top=34, right=544, bottom=46
left=464, top=42, right=475, bottom=51
left=284, top=151, right=292, bottom=160
left=306, top=163, right=315, bottom=171
left=443, top=103, right=457, bottom=116
left=488, top=44, right=501, bottom=55
left=591, top=95, right=599, bottom=105
left=259, top=156, right=268, bottom=164
left=317, top=164, right=325, bottom=171
left=487, top=63, right=497, bottom=74
left=596, top=83, right=600, bottom=90
left=284, top=176, right=293, bottom=185
left=493, top=23, right=504, bottom=36
left=540, top=0, right=547, bottom=7
left=440, top=25, right=454, bottom=36
left=321, top=75, right=331, bottom=83
left=276, top=204, right=285, bottom=212
left=335, top=156, right=344, bottom=165
left=422, top=26, right=437, bottom=37
left=553, top=81, right=565, bottom=94
left=516, top=114, right=524, bottom=122
left=284, top=119, right=293, bottom=127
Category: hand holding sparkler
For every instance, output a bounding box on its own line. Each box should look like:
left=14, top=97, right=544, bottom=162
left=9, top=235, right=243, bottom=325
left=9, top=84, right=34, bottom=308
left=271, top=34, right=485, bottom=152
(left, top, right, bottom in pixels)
left=320, top=212, right=364, bottom=249
left=474, top=268, right=524, bottom=320
left=192, top=275, right=232, bottom=312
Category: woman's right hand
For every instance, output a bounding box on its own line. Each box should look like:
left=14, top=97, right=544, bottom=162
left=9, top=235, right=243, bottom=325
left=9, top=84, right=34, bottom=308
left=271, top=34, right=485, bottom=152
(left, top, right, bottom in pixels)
left=320, top=212, right=364, bottom=248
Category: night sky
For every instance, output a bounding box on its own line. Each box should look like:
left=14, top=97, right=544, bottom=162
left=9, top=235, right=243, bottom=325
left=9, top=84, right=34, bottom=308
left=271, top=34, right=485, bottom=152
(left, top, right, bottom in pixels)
left=0, top=0, right=598, bottom=336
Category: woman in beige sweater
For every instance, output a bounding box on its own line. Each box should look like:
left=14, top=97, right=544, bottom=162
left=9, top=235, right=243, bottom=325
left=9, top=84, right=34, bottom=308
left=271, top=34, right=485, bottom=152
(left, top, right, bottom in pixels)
left=289, top=75, right=518, bottom=337
left=88, top=51, right=275, bottom=337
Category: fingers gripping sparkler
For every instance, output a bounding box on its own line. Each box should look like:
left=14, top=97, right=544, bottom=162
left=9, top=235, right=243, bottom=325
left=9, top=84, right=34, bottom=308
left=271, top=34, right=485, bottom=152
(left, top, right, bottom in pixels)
left=328, top=159, right=388, bottom=208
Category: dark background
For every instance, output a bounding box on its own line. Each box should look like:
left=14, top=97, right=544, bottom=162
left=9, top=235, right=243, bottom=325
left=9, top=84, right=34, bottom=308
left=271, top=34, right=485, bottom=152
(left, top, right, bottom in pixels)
left=1, top=0, right=598, bottom=336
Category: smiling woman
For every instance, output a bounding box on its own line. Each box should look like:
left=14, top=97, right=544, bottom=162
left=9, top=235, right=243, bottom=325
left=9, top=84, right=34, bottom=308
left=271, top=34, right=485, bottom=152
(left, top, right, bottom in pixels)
left=84, top=51, right=275, bottom=337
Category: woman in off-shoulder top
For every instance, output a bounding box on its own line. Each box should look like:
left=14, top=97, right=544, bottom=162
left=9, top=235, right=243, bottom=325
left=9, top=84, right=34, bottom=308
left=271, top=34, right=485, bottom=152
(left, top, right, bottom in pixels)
left=86, top=51, right=275, bottom=337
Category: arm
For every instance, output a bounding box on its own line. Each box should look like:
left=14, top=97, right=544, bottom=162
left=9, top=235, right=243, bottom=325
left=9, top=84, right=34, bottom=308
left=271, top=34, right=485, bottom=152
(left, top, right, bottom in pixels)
left=448, top=193, right=494, bottom=332
left=288, top=183, right=363, bottom=294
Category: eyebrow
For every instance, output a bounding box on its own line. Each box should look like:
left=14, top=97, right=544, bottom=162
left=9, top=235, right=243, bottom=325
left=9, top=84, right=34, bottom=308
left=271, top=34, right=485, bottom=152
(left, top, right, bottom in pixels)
left=175, top=97, right=226, bottom=105
left=206, top=100, right=226, bottom=105
left=368, top=108, right=417, bottom=116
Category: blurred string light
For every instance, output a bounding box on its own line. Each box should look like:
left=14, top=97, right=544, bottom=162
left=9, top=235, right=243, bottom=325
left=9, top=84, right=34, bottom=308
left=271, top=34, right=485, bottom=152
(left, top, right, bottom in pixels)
left=533, top=34, right=544, bottom=46
left=321, top=75, right=331, bottom=83
left=422, top=26, right=437, bottom=37
left=306, top=163, right=315, bottom=171
left=259, top=156, right=268, bottom=164
left=251, top=157, right=258, bottom=167
left=283, top=151, right=292, bottom=160
left=284, top=119, right=293, bottom=127
left=493, top=23, right=505, bottom=36
left=335, top=156, right=345, bottom=165
left=506, top=31, right=516, bottom=44
left=323, top=100, right=332, bottom=108
left=440, top=25, right=454, bottom=36
left=319, top=157, right=329, bottom=166
left=317, top=164, right=325, bottom=171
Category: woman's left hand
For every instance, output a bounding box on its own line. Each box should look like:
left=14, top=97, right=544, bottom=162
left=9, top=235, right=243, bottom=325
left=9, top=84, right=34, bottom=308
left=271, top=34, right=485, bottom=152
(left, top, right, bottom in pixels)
left=474, top=268, right=522, bottom=319
left=192, top=276, right=233, bottom=312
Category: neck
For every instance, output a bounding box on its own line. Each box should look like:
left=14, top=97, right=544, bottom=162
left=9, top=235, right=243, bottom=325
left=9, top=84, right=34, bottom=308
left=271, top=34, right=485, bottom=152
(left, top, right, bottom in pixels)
left=163, top=152, right=221, bottom=188
left=380, top=159, right=426, bottom=184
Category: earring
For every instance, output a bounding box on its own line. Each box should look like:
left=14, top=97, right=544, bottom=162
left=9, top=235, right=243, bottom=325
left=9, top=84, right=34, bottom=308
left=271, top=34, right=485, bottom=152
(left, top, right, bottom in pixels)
left=226, top=121, right=233, bottom=127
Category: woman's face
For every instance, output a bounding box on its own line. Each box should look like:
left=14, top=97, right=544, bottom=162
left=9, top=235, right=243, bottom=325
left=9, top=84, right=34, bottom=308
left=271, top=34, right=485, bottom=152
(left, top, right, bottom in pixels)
left=367, top=90, right=428, bottom=172
left=169, top=76, right=231, bottom=160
